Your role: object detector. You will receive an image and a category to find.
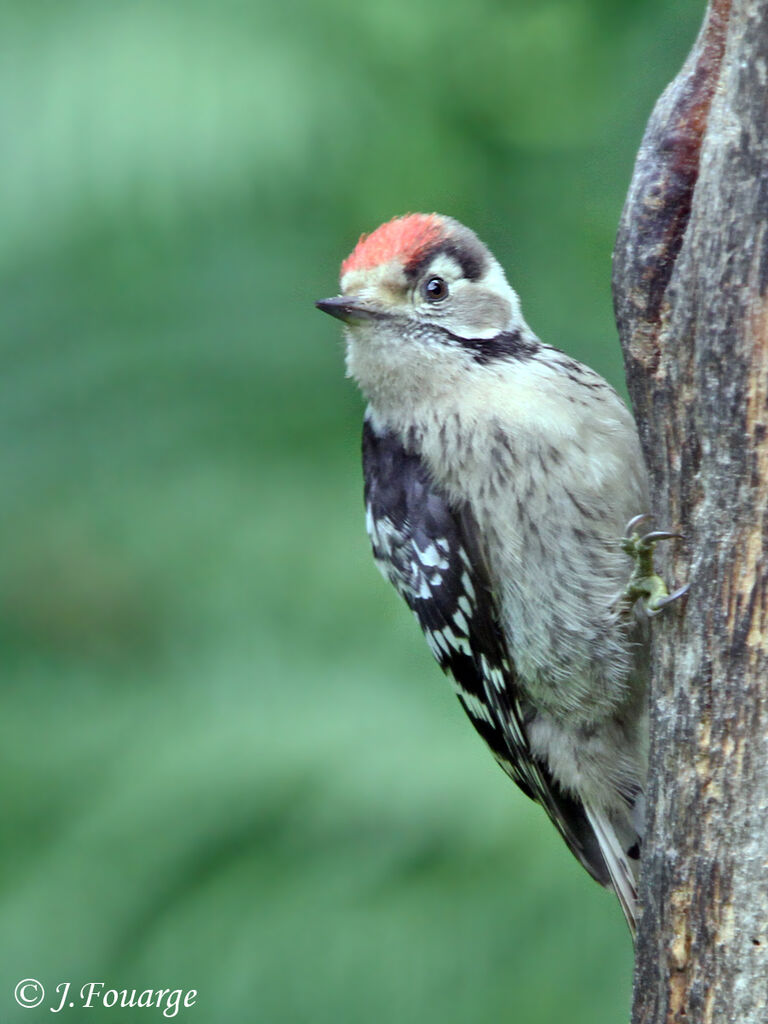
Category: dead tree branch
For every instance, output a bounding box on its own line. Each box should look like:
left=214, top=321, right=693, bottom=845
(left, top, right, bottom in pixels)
left=613, top=0, right=768, bottom=1020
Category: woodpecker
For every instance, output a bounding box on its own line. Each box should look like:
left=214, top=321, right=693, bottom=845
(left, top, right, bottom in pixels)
left=316, top=213, right=685, bottom=935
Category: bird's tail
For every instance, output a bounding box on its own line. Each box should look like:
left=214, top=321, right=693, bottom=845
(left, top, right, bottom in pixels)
left=583, top=803, right=639, bottom=938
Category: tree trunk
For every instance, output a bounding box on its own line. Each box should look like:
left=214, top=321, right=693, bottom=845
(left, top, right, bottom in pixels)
left=612, top=0, right=768, bottom=1021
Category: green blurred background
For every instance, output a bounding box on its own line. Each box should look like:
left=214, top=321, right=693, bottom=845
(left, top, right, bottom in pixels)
left=1, top=1, right=701, bottom=1021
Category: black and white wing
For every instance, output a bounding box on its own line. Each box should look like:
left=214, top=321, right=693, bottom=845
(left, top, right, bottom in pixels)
left=362, top=416, right=612, bottom=888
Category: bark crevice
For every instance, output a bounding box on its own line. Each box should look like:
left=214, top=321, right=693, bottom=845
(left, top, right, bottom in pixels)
left=613, top=0, right=731, bottom=389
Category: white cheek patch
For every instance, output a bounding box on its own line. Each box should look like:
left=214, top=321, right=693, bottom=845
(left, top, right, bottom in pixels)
left=447, top=289, right=513, bottom=339
left=482, top=261, right=518, bottom=309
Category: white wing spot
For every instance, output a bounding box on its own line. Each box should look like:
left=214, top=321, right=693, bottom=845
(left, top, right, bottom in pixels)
left=453, top=634, right=473, bottom=656
left=433, top=630, right=451, bottom=655
left=481, top=655, right=506, bottom=692
left=454, top=685, right=495, bottom=726
left=425, top=632, right=442, bottom=658
left=452, top=609, right=468, bottom=634
left=419, top=543, right=438, bottom=566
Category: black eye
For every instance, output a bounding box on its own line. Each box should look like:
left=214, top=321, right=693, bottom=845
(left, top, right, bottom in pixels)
left=423, top=276, right=448, bottom=302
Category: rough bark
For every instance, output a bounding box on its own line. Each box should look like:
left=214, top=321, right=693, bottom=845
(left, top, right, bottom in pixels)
left=612, top=1, right=768, bottom=1021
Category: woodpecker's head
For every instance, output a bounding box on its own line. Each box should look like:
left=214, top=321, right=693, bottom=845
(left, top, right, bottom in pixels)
left=316, top=214, right=532, bottom=410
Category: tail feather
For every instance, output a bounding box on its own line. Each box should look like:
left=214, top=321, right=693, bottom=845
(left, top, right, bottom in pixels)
left=524, top=755, right=642, bottom=936
left=584, top=804, right=639, bottom=938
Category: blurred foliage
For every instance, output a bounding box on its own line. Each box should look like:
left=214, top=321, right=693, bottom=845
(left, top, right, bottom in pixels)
left=0, top=1, right=702, bottom=1021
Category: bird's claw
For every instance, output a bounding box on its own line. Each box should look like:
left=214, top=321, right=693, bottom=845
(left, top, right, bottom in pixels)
left=624, top=513, right=650, bottom=534
left=621, top=515, right=688, bottom=617
left=640, top=530, right=680, bottom=544
left=645, top=583, right=691, bottom=617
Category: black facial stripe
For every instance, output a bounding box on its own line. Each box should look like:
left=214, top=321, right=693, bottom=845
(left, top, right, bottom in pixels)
left=405, top=240, right=486, bottom=282
left=432, top=326, right=541, bottom=364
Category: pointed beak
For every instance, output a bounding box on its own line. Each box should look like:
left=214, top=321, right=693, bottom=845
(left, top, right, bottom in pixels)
left=315, top=296, right=379, bottom=324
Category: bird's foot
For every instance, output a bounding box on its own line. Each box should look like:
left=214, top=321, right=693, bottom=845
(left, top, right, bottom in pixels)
left=621, top=514, right=689, bottom=617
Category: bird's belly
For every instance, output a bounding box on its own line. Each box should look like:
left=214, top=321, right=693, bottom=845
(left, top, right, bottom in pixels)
left=486, top=520, right=636, bottom=725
